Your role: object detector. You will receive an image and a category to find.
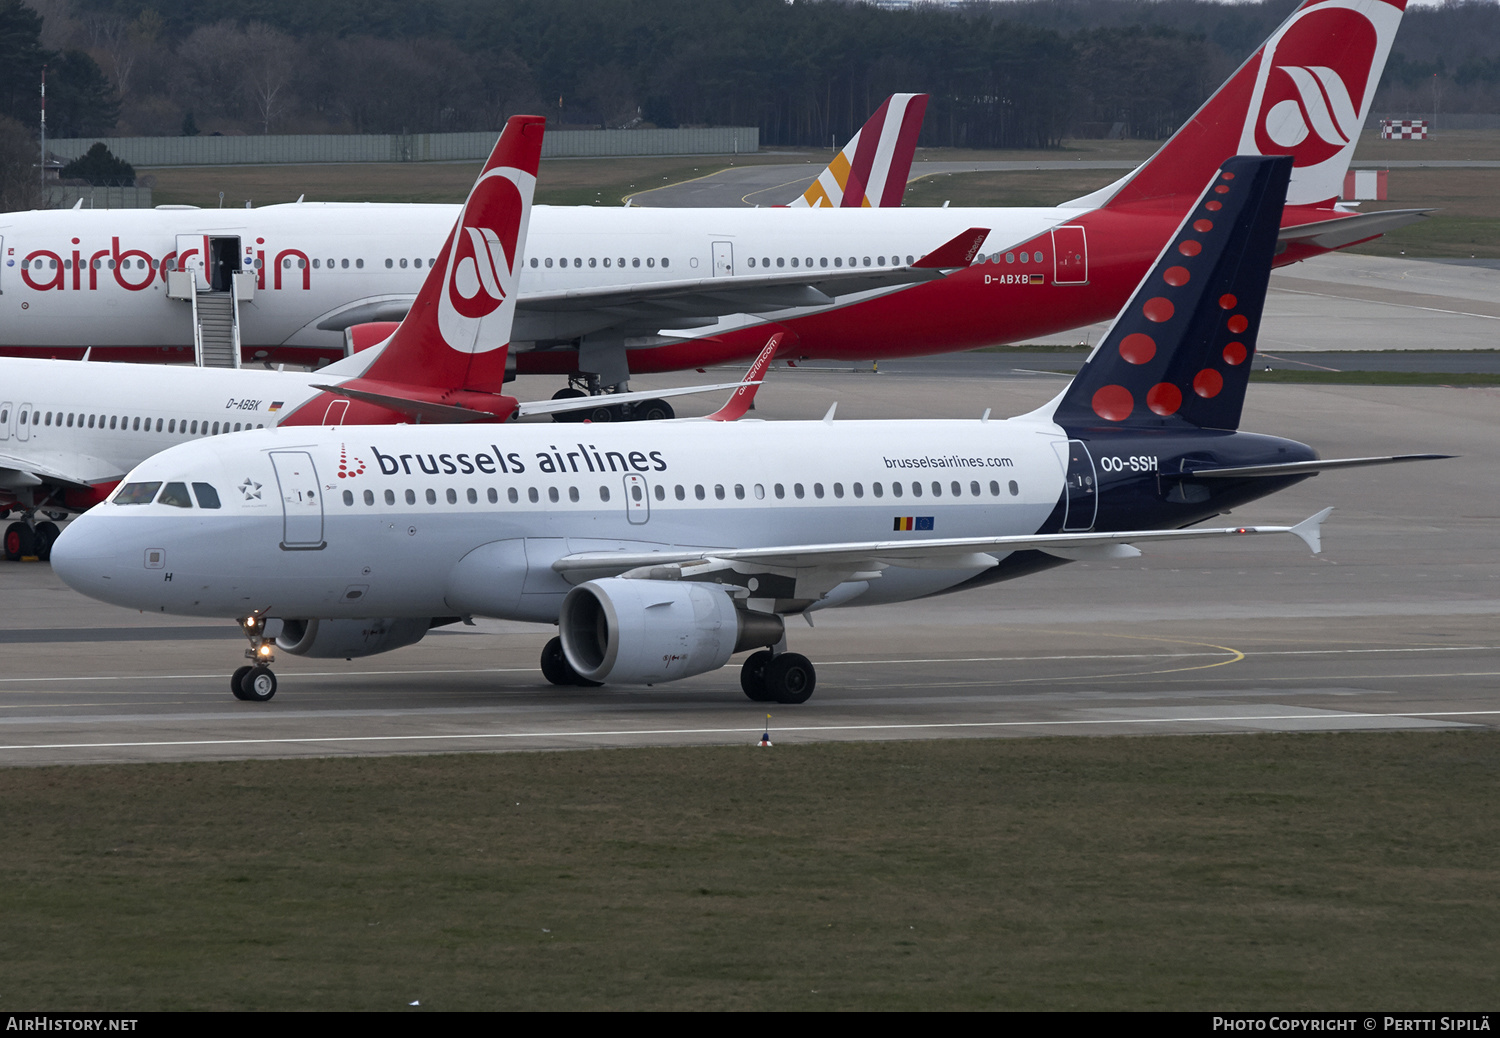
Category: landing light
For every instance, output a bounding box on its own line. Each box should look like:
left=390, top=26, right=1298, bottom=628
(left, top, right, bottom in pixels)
left=258, top=644, right=273, bottom=657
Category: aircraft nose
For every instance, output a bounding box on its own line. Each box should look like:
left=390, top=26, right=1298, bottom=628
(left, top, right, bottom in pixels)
left=50, top=514, right=126, bottom=599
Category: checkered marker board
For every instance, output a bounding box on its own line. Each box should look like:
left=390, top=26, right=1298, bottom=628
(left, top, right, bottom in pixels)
left=1380, top=120, right=1428, bottom=139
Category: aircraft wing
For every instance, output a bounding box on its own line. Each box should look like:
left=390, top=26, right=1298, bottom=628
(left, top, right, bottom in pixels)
left=0, top=447, right=124, bottom=489
left=552, top=509, right=1334, bottom=585
left=510, top=227, right=988, bottom=342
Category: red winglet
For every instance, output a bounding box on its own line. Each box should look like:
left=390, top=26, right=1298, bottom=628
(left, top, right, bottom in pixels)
left=913, top=227, right=990, bottom=269
left=705, top=333, right=783, bottom=421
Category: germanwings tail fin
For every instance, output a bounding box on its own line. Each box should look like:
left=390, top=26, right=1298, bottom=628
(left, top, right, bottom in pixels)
left=1069, top=0, right=1405, bottom=212
left=790, top=93, right=928, bottom=208
left=1052, top=155, right=1292, bottom=433
left=356, top=114, right=545, bottom=392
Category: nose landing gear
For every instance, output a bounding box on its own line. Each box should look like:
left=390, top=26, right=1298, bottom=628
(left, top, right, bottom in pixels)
left=233, top=617, right=278, bottom=701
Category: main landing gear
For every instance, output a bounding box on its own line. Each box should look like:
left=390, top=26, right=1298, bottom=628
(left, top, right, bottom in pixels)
left=549, top=378, right=674, bottom=424
left=4, top=519, right=61, bottom=561
left=231, top=617, right=279, bottom=701
left=539, top=636, right=603, bottom=687
left=741, top=649, right=816, bottom=705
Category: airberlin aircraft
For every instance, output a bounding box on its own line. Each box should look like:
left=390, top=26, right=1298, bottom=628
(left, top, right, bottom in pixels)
left=0, top=0, right=1417, bottom=392
left=50, top=155, right=1443, bottom=705
left=0, top=115, right=976, bottom=558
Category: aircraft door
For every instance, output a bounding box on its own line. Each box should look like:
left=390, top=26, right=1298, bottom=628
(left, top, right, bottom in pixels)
left=1052, top=226, right=1088, bottom=285
left=207, top=236, right=242, bottom=292
left=0, top=402, right=10, bottom=441
left=269, top=450, right=326, bottom=550
left=16, top=402, right=32, bottom=442
left=175, top=234, right=209, bottom=291
left=0, top=235, right=5, bottom=292
left=712, top=241, right=734, bottom=277
left=623, top=474, right=650, bottom=525
left=1052, top=439, right=1097, bottom=532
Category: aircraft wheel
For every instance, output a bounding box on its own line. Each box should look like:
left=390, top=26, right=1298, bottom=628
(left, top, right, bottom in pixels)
left=636, top=399, right=675, bottom=422
left=766, top=653, right=816, bottom=704
left=4, top=522, right=34, bottom=561
left=740, top=650, right=776, bottom=702
left=240, top=665, right=278, bottom=702
left=34, top=521, right=60, bottom=562
left=588, top=404, right=615, bottom=423
left=550, top=388, right=587, bottom=423
left=540, top=636, right=603, bottom=687
left=231, top=665, right=253, bottom=700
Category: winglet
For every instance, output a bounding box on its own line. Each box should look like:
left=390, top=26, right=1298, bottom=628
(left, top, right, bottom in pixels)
left=705, top=333, right=783, bottom=421
left=913, top=228, right=989, bottom=270
left=1290, top=507, right=1334, bottom=554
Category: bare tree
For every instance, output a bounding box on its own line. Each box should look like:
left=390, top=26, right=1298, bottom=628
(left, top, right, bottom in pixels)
left=241, top=23, right=297, bottom=133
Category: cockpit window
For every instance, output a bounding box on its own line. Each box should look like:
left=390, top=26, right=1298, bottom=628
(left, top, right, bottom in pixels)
left=113, top=481, right=162, bottom=505
left=193, top=483, right=222, bottom=509
left=157, top=482, right=193, bottom=508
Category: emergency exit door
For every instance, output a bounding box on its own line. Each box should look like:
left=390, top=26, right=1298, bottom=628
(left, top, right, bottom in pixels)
left=712, top=241, right=734, bottom=277
left=1051, top=226, right=1088, bottom=285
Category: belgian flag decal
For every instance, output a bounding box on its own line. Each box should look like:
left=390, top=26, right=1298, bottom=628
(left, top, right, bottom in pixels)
left=894, top=516, right=935, bottom=531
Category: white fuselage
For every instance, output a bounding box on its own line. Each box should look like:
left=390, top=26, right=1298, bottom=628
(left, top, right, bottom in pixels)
left=53, top=418, right=1067, bottom=622
left=0, top=204, right=1070, bottom=352
left=0, top=356, right=338, bottom=485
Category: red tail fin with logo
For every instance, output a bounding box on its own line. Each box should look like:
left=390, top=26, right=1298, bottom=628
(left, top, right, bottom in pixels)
left=358, top=115, right=544, bottom=392
left=1084, top=0, right=1405, bottom=212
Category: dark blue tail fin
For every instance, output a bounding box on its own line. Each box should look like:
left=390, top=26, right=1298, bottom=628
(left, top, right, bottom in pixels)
left=1053, top=155, right=1293, bottom=433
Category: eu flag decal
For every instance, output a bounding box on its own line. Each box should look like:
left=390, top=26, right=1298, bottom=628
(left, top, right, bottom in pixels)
left=894, top=517, right=935, bottom=531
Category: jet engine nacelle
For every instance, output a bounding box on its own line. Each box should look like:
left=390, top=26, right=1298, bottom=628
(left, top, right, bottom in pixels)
left=276, top=617, right=433, bottom=659
left=560, top=578, right=784, bottom=685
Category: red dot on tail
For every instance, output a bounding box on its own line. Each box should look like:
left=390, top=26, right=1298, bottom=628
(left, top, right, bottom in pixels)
left=1219, top=293, right=1237, bottom=309
left=1193, top=219, right=1213, bottom=233
left=1227, top=314, right=1249, bottom=333
left=1119, top=333, right=1156, bottom=365
left=1214, top=184, right=1230, bottom=194
left=1178, top=240, right=1202, bottom=257
left=1205, top=200, right=1222, bottom=211
left=1143, top=297, right=1175, bottom=322
left=1162, top=266, right=1190, bottom=287
left=1147, top=383, right=1182, bottom=416
left=1223, top=341, right=1247, bottom=365
left=1092, top=385, right=1134, bottom=422
left=1221, top=171, right=1235, bottom=180
left=1194, top=369, right=1224, bottom=398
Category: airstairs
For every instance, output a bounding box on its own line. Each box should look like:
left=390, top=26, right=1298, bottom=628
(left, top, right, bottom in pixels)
left=168, top=268, right=253, bottom=369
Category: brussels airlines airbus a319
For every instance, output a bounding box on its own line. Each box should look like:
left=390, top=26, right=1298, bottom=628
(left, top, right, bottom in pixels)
left=51, top=155, right=1443, bottom=704
left=0, top=0, right=1418, bottom=397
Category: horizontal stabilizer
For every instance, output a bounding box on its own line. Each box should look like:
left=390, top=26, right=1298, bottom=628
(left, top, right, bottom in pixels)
left=912, top=228, right=990, bottom=270
left=1185, top=454, right=1453, bottom=479
left=309, top=384, right=493, bottom=423
left=1277, top=209, right=1434, bottom=251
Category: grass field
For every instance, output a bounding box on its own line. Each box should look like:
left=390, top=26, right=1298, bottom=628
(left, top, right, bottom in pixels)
left=1, top=732, right=1495, bottom=1010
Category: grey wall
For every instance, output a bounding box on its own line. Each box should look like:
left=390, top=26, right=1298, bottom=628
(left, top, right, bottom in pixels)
left=46, top=127, right=761, bottom=167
